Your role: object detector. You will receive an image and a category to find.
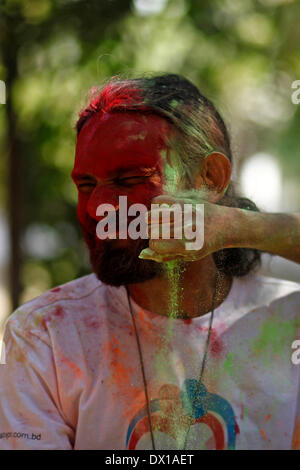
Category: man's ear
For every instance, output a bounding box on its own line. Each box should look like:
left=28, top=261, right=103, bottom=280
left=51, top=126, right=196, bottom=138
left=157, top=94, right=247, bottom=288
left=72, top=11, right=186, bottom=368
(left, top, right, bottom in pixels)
left=195, top=152, right=231, bottom=202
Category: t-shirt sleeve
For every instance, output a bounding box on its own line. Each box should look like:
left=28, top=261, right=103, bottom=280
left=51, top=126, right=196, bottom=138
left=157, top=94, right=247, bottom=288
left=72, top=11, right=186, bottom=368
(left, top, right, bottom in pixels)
left=292, top=364, right=300, bottom=450
left=0, top=314, right=74, bottom=449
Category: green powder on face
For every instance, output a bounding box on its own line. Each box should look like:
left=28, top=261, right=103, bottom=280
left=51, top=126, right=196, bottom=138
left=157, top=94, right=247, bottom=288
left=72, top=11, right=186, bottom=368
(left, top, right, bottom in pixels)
left=164, top=162, right=179, bottom=194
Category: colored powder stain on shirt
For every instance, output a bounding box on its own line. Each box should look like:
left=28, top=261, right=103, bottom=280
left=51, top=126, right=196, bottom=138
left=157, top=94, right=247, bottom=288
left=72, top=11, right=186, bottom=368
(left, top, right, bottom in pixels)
left=292, top=420, right=300, bottom=450
left=14, top=348, right=26, bottom=363
left=53, top=306, right=64, bottom=318
left=103, top=335, right=134, bottom=392
left=41, top=305, right=65, bottom=330
left=210, top=338, right=223, bottom=356
left=83, top=317, right=101, bottom=329
left=223, top=352, right=233, bottom=377
left=260, top=429, right=267, bottom=440
left=138, top=309, right=155, bottom=332
left=242, top=406, right=248, bottom=421
left=252, top=317, right=299, bottom=359
left=209, top=329, right=224, bottom=357
left=122, top=387, right=146, bottom=420
left=59, top=354, right=84, bottom=380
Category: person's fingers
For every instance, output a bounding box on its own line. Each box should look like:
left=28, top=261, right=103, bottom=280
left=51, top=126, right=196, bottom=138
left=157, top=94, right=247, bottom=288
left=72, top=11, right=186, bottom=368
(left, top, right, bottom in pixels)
left=138, top=247, right=186, bottom=263
left=151, top=195, right=178, bottom=206
left=149, top=238, right=186, bottom=254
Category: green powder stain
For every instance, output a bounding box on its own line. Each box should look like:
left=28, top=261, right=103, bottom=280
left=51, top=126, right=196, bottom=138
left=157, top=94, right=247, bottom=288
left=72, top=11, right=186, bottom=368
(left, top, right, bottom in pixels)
left=243, top=406, right=248, bottom=421
left=164, top=260, right=183, bottom=320
left=223, top=352, right=233, bottom=377
left=154, top=261, right=185, bottom=376
left=252, top=317, right=298, bottom=359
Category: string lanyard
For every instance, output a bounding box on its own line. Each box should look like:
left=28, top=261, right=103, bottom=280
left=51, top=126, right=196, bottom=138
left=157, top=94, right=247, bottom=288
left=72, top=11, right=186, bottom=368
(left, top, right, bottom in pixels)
left=125, top=269, right=220, bottom=451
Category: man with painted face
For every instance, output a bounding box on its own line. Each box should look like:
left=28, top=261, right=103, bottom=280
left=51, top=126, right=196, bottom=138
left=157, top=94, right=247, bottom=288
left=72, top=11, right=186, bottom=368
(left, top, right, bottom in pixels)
left=0, top=74, right=299, bottom=450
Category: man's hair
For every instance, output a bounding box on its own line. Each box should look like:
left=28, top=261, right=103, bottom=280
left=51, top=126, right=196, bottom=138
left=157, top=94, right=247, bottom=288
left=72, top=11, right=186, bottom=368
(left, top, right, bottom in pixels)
left=76, top=73, right=261, bottom=277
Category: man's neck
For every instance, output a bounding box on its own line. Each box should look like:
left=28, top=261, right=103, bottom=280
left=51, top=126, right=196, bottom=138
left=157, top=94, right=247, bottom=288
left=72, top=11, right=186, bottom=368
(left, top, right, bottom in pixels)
left=128, top=255, right=233, bottom=319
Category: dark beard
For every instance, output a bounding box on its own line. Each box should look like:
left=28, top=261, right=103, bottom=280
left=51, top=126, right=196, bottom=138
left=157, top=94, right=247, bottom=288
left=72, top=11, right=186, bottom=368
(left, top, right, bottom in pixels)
left=82, top=225, right=163, bottom=286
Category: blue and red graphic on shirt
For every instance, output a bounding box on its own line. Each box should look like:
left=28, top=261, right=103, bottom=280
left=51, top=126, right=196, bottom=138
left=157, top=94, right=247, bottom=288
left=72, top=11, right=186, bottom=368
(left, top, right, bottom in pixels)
left=126, top=379, right=238, bottom=449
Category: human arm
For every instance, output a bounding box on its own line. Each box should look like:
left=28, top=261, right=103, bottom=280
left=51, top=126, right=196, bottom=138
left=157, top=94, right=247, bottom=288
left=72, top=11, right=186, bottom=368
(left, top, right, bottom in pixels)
left=139, top=195, right=300, bottom=264
left=0, top=314, right=74, bottom=450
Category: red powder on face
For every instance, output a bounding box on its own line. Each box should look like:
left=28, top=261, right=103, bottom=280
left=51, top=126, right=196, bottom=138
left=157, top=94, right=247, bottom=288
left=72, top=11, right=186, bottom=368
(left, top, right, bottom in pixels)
left=51, top=287, right=61, bottom=293
left=72, top=112, right=171, bottom=235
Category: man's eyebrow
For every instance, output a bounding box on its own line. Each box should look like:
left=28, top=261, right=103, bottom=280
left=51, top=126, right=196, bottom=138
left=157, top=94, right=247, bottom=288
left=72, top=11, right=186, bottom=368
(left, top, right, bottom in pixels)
left=72, top=166, right=159, bottom=180
left=114, top=166, right=158, bottom=176
left=71, top=173, right=95, bottom=180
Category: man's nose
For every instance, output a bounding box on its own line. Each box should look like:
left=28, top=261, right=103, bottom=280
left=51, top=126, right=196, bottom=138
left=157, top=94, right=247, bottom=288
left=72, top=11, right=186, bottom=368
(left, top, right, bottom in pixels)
left=86, top=185, right=120, bottom=221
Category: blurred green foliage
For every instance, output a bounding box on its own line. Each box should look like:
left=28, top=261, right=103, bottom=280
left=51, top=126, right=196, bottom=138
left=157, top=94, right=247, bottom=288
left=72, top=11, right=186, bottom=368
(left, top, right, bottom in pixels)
left=0, top=0, right=300, bottom=306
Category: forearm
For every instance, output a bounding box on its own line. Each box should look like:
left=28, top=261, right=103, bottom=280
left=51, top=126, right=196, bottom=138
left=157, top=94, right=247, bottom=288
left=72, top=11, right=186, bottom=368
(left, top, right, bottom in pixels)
left=229, top=209, right=300, bottom=264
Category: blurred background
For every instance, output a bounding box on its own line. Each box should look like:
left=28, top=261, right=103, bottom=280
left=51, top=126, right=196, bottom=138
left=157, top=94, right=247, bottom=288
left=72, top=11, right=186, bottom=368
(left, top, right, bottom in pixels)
left=0, top=0, right=300, bottom=335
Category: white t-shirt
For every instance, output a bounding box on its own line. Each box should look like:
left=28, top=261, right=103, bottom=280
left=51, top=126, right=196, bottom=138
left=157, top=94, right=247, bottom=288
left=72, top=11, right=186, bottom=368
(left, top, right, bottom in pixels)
left=0, top=272, right=299, bottom=450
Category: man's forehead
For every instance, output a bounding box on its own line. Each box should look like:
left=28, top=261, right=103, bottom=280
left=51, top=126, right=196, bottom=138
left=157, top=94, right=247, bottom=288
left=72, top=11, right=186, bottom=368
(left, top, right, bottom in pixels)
left=74, top=112, right=171, bottom=175
left=77, top=112, right=170, bottom=146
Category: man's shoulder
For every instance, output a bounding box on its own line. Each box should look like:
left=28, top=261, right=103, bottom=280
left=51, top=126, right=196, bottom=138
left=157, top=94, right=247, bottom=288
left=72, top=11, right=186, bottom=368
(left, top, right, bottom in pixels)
left=4, top=274, right=108, bottom=333
left=228, top=272, right=300, bottom=315
left=240, top=272, right=300, bottom=294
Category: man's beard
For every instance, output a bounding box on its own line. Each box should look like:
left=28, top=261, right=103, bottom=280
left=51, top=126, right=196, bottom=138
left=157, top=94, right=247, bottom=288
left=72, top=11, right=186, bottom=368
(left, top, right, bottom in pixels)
left=81, top=224, right=163, bottom=286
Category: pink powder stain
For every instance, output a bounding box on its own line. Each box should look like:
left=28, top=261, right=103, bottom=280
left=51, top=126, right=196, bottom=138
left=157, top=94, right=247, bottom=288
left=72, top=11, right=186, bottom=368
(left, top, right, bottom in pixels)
left=17, top=412, right=28, bottom=426
left=51, top=287, right=61, bottom=293
left=196, top=326, right=224, bottom=357
left=83, top=317, right=101, bottom=329
left=210, top=337, right=224, bottom=356
left=42, top=305, right=65, bottom=329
